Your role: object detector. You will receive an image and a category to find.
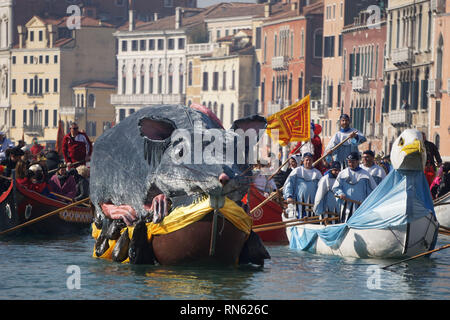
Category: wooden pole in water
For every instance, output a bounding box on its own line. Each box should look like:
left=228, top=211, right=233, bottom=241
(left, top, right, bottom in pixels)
left=0, top=197, right=91, bottom=236
left=382, top=244, right=450, bottom=270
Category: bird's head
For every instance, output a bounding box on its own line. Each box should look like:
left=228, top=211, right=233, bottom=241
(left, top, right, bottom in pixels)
left=391, top=129, right=426, bottom=171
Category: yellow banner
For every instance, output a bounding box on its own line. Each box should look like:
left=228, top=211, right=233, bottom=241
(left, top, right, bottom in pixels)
left=266, top=95, right=311, bottom=146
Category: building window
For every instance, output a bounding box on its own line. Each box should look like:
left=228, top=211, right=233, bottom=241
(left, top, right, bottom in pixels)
left=54, top=79, right=58, bottom=92
left=140, top=39, right=146, bottom=51
left=222, top=71, right=226, bottom=90
left=12, top=56, right=16, bottom=64
left=54, top=55, right=58, bottom=64
left=39, top=31, right=43, bottom=41
left=324, top=36, right=335, bottom=57
left=23, top=79, right=27, bottom=93
left=158, top=64, right=163, bottom=93
left=212, top=72, right=219, bottom=91
left=53, top=110, right=57, bottom=127
left=435, top=101, right=440, bottom=126
left=168, top=64, right=173, bottom=94
left=230, top=103, right=234, bottom=123
left=132, top=40, right=138, bottom=51
left=30, top=56, right=34, bottom=64
left=157, top=39, right=164, bottom=50
left=188, top=62, right=193, bottom=86
left=202, top=72, right=208, bottom=91
left=179, top=64, right=184, bottom=94
left=314, top=30, right=323, bottom=58
left=12, top=79, right=16, bottom=93
left=30, top=31, right=34, bottom=42
left=149, top=39, right=155, bottom=50
left=24, top=56, right=27, bottom=64
left=255, top=63, right=260, bottom=87
left=168, top=38, right=175, bottom=50
left=11, top=110, right=15, bottom=127
left=44, top=110, right=49, bottom=127
left=178, top=38, right=185, bottom=50
left=122, top=40, right=127, bottom=52
left=23, top=110, right=27, bottom=125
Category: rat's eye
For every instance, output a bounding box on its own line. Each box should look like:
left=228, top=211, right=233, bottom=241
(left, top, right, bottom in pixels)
left=399, top=137, right=404, bottom=147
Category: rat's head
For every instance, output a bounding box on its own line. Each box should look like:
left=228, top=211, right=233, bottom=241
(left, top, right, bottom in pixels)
left=90, top=104, right=266, bottom=220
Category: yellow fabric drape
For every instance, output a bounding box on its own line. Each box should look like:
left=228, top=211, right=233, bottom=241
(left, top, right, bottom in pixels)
left=92, top=197, right=252, bottom=262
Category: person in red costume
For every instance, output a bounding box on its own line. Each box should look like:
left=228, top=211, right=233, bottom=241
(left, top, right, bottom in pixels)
left=62, top=123, right=93, bottom=168
left=289, top=123, right=325, bottom=173
left=30, top=137, right=44, bottom=159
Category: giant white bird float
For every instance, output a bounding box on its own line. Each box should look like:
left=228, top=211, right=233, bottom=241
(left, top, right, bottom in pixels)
left=287, top=129, right=439, bottom=258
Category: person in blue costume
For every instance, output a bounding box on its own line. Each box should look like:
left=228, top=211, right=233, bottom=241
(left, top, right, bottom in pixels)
left=283, top=152, right=322, bottom=219
left=313, top=161, right=341, bottom=223
left=324, top=114, right=366, bottom=169
left=360, top=150, right=386, bottom=185
left=332, top=152, right=377, bottom=222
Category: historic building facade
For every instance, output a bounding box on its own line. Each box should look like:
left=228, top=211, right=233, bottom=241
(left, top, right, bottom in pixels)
left=10, top=15, right=116, bottom=143
left=383, top=0, right=434, bottom=153
left=341, top=9, right=387, bottom=153
left=429, top=0, right=450, bottom=161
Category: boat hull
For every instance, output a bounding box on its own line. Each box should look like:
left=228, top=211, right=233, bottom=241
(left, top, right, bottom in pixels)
left=434, top=192, right=450, bottom=229
left=0, top=182, right=93, bottom=235
left=286, top=213, right=439, bottom=259
left=152, top=213, right=248, bottom=265
left=249, top=187, right=288, bottom=244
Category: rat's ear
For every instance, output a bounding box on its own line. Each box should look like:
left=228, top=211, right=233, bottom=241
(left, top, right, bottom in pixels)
left=230, top=115, right=267, bottom=141
left=138, top=118, right=176, bottom=141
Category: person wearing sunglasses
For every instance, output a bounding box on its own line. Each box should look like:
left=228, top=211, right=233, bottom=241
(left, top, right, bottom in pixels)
left=62, top=122, right=93, bottom=169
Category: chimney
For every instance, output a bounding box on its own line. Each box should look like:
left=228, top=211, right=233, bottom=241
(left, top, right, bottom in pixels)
left=18, top=25, right=24, bottom=48
left=175, top=7, right=182, bottom=29
left=264, top=3, right=272, bottom=18
left=128, top=0, right=135, bottom=31
left=154, top=12, right=159, bottom=21
left=47, top=25, right=55, bottom=48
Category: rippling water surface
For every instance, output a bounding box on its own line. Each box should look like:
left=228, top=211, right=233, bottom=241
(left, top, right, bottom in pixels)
left=0, top=231, right=449, bottom=300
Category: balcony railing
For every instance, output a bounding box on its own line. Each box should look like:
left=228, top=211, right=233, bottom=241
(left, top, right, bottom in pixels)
left=111, top=93, right=186, bottom=105
left=186, top=43, right=219, bottom=55
left=271, top=56, right=288, bottom=70
left=352, top=76, right=369, bottom=92
left=389, top=110, right=412, bottom=127
left=23, top=124, right=44, bottom=136
left=59, top=106, right=85, bottom=116
left=392, top=47, right=413, bottom=67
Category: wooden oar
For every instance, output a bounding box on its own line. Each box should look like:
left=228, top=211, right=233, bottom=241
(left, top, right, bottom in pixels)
left=250, top=132, right=357, bottom=216
left=50, top=192, right=91, bottom=207
left=253, top=216, right=320, bottom=230
left=253, top=216, right=339, bottom=233
left=434, top=202, right=450, bottom=207
left=382, top=244, right=450, bottom=270
left=335, top=195, right=362, bottom=206
left=0, top=197, right=90, bottom=236
left=47, top=161, right=83, bottom=174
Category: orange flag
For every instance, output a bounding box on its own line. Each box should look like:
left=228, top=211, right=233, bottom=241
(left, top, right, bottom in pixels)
left=55, top=119, right=64, bottom=155
left=266, top=95, right=311, bottom=146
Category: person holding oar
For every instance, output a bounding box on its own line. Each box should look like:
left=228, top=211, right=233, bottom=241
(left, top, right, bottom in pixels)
left=283, top=152, right=322, bottom=219
left=332, top=152, right=377, bottom=223
left=314, top=161, right=341, bottom=224
left=324, top=114, right=366, bottom=169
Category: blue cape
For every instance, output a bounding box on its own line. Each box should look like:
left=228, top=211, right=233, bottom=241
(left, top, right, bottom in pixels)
left=290, top=169, right=435, bottom=251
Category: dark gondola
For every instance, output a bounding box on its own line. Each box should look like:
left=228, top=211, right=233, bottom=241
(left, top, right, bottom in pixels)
left=0, top=177, right=93, bottom=235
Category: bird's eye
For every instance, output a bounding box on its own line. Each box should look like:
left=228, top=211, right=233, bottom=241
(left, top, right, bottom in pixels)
left=399, top=137, right=404, bottom=147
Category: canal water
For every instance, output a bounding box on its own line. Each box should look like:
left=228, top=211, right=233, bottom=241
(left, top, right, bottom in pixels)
left=0, top=231, right=448, bottom=301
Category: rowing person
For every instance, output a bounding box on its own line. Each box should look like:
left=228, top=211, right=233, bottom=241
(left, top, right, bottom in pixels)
left=332, top=152, right=377, bottom=222
left=360, top=150, right=386, bottom=186
left=283, top=152, right=322, bottom=219
left=324, top=114, right=366, bottom=169
left=313, top=161, right=341, bottom=224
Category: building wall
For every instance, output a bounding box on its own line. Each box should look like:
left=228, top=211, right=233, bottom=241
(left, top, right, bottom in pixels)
left=200, top=53, right=254, bottom=129
left=342, top=20, right=387, bottom=154
left=429, top=1, right=450, bottom=161
left=383, top=0, right=433, bottom=154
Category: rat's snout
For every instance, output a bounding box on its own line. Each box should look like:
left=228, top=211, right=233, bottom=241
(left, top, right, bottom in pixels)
left=219, top=173, right=230, bottom=186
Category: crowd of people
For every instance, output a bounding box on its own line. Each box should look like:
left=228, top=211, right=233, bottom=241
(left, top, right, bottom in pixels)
left=254, top=113, right=449, bottom=224
left=0, top=122, right=92, bottom=204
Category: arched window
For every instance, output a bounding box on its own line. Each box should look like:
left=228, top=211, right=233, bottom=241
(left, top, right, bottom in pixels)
left=88, top=94, right=95, bottom=108
left=179, top=64, right=184, bottom=94
left=188, top=62, right=193, bottom=86
left=140, top=65, right=145, bottom=94
left=149, top=64, right=154, bottom=93
left=132, top=65, right=137, bottom=94
left=122, top=64, right=127, bottom=94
